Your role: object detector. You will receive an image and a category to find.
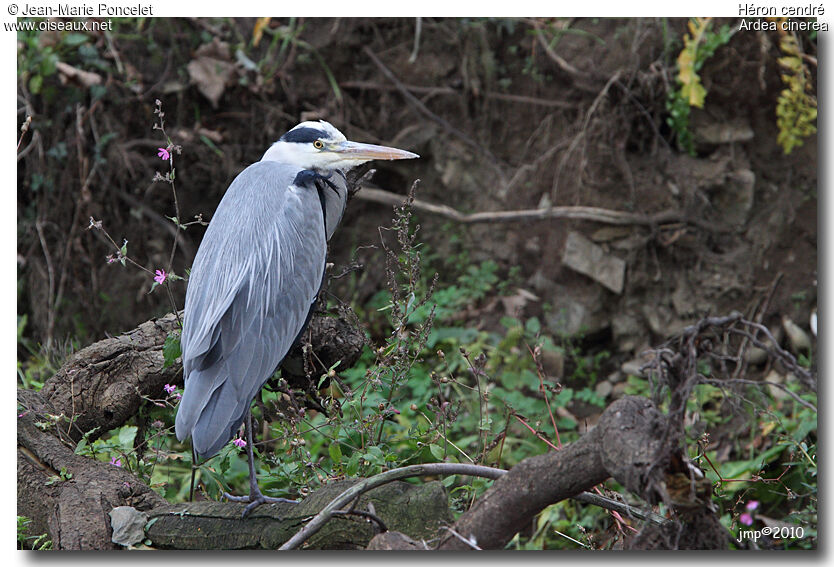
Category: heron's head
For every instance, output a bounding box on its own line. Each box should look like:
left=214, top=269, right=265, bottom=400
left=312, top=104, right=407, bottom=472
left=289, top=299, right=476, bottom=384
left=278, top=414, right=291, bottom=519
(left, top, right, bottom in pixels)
left=262, top=120, right=418, bottom=171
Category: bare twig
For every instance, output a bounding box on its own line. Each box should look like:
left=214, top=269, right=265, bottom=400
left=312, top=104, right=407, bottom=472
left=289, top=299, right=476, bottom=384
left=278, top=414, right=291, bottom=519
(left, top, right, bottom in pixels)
left=511, top=413, right=559, bottom=451
left=34, top=220, right=56, bottom=349
left=572, top=491, right=667, bottom=525
left=408, top=17, right=422, bottom=64
left=115, top=190, right=196, bottom=261
left=702, top=378, right=816, bottom=412
left=553, top=69, right=621, bottom=197
left=442, top=527, right=482, bottom=550
left=331, top=508, right=388, bottom=533
left=531, top=21, right=582, bottom=78
left=18, top=115, right=32, bottom=151
left=732, top=272, right=783, bottom=380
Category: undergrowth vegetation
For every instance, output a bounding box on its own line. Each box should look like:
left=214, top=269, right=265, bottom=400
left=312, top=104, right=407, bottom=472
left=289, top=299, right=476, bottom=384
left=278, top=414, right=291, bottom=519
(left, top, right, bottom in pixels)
left=18, top=182, right=817, bottom=549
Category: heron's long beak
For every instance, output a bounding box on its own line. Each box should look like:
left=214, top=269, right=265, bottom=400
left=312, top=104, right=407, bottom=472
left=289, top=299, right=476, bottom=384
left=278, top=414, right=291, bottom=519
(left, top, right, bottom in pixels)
left=335, top=141, right=419, bottom=161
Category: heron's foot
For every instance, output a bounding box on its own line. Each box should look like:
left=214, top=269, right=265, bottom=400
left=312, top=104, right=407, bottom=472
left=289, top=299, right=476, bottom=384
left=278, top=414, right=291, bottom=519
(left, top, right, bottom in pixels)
left=222, top=491, right=298, bottom=519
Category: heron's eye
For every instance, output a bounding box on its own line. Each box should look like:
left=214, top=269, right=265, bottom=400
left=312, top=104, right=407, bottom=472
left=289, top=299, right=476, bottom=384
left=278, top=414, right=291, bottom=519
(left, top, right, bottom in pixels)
left=313, top=140, right=324, bottom=149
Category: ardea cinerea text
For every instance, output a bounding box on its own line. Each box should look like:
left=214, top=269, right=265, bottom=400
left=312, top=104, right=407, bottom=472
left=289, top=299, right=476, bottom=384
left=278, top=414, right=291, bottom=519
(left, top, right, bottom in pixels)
left=175, top=120, right=418, bottom=516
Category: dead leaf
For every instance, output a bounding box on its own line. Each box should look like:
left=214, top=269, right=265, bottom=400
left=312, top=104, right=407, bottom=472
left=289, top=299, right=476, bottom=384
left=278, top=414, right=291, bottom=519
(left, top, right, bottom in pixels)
left=253, top=17, right=271, bottom=47
left=187, top=38, right=236, bottom=108
left=500, top=288, right=539, bottom=318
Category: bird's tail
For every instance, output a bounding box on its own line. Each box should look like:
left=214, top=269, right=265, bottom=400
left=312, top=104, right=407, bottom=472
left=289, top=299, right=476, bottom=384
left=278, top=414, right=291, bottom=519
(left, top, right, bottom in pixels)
left=175, top=366, right=252, bottom=460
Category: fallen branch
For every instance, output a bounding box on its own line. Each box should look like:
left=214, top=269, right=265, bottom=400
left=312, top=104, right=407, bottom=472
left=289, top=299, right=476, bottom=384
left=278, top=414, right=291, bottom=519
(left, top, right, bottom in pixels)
left=356, top=186, right=708, bottom=228
left=434, top=396, right=721, bottom=550
left=146, top=478, right=452, bottom=550
left=17, top=388, right=167, bottom=550
left=282, top=397, right=718, bottom=551
left=36, top=310, right=365, bottom=445
left=341, top=80, right=577, bottom=109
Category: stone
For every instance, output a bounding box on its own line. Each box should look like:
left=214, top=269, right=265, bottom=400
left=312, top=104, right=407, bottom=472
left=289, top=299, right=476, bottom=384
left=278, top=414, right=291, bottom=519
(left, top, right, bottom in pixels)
left=544, top=283, right=609, bottom=337
left=612, top=312, right=644, bottom=352
left=528, top=269, right=556, bottom=296
left=562, top=231, right=626, bottom=294
left=671, top=274, right=697, bottom=317
left=782, top=315, right=812, bottom=353
left=744, top=326, right=783, bottom=365
left=711, top=169, right=756, bottom=227
left=694, top=119, right=755, bottom=145
left=764, top=369, right=788, bottom=401
left=606, top=371, right=625, bottom=383
left=611, top=382, right=629, bottom=398
left=367, top=532, right=427, bottom=550
left=595, top=380, right=613, bottom=399
left=590, top=226, right=634, bottom=243
left=621, top=358, right=644, bottom=377
left=643, top=304, right=688, bottom=337
left=109, top=506, right=148, bottom=547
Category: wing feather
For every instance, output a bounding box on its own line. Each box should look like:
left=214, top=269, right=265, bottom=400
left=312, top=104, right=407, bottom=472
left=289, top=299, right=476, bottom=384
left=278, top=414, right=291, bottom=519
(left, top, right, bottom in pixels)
left=175, top=161, right=333, bottom=459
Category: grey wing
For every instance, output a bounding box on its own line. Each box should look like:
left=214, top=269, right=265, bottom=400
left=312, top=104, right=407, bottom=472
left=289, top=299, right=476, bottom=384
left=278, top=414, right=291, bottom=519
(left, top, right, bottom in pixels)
left=175, top=161, right=327, bottom=459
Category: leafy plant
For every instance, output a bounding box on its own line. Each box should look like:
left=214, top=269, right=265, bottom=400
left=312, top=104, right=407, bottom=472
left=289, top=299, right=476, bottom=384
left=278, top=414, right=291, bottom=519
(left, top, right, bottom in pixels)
left=666, top=18, right=734, bottom=154
left=17, top=516, right=52, bottom=550
left=774, top=25, right=817, bottom=154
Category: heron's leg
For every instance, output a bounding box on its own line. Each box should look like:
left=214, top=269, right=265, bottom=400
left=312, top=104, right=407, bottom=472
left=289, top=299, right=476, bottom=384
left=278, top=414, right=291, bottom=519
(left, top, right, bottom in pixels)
left=223, top=410, right=298, bottom=519
left=189, top=446, right=197, bottom=502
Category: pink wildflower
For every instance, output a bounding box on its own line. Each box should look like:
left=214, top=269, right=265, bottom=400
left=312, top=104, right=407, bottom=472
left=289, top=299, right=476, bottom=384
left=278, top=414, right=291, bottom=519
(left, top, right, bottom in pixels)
left=745, top=500, right=759, bottom=511
left=739, top=513, right=753, bottom=526
left=111, top=457, right=122, bottom=467
left=157, top=147, right=171, bottom=161
left=163, top=384, right=176, bottom=395
left=233, top=438, right=247, bottom=448
left=154, top=269, right=167, bottom=284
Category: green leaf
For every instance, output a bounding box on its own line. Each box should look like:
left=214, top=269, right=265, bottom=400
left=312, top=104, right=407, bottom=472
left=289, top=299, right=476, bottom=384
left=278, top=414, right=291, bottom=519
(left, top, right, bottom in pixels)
left=525, top=317, right=541, bottom=335
left=63, top=33, right=89, bottom=46
left=29, top=74, right=43, bottom=95
left=200, top=134, right=225, bottom=157
left=346, top=452, right=361, bottom=476
left=429, top=444, right=445, bottom=461
left=166, top=215, right=185, bottom=229
left=163, top=333, right=181, bottom=369
left=117, top=425, right=138, bottom=450
left=328, top=442, right=343, bottom=464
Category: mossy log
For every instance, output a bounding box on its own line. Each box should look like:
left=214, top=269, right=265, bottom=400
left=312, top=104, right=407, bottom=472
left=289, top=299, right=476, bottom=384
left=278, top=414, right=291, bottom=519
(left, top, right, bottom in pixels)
left=147, top=479, right=452, bottom=550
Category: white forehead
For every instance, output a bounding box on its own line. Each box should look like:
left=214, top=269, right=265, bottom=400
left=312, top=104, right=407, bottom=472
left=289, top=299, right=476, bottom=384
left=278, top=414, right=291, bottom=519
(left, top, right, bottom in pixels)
left=288, top=120, right=347, bottom=142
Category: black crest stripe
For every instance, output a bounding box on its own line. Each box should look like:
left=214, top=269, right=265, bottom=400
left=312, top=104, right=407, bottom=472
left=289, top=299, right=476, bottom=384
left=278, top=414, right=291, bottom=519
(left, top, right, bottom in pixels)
left=280, top=127, right=327, bottom=144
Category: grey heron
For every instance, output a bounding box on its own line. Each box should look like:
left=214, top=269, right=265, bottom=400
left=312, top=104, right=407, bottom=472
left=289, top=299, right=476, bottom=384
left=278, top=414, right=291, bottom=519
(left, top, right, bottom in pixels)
left=175, top=120, right=418, bottom=516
